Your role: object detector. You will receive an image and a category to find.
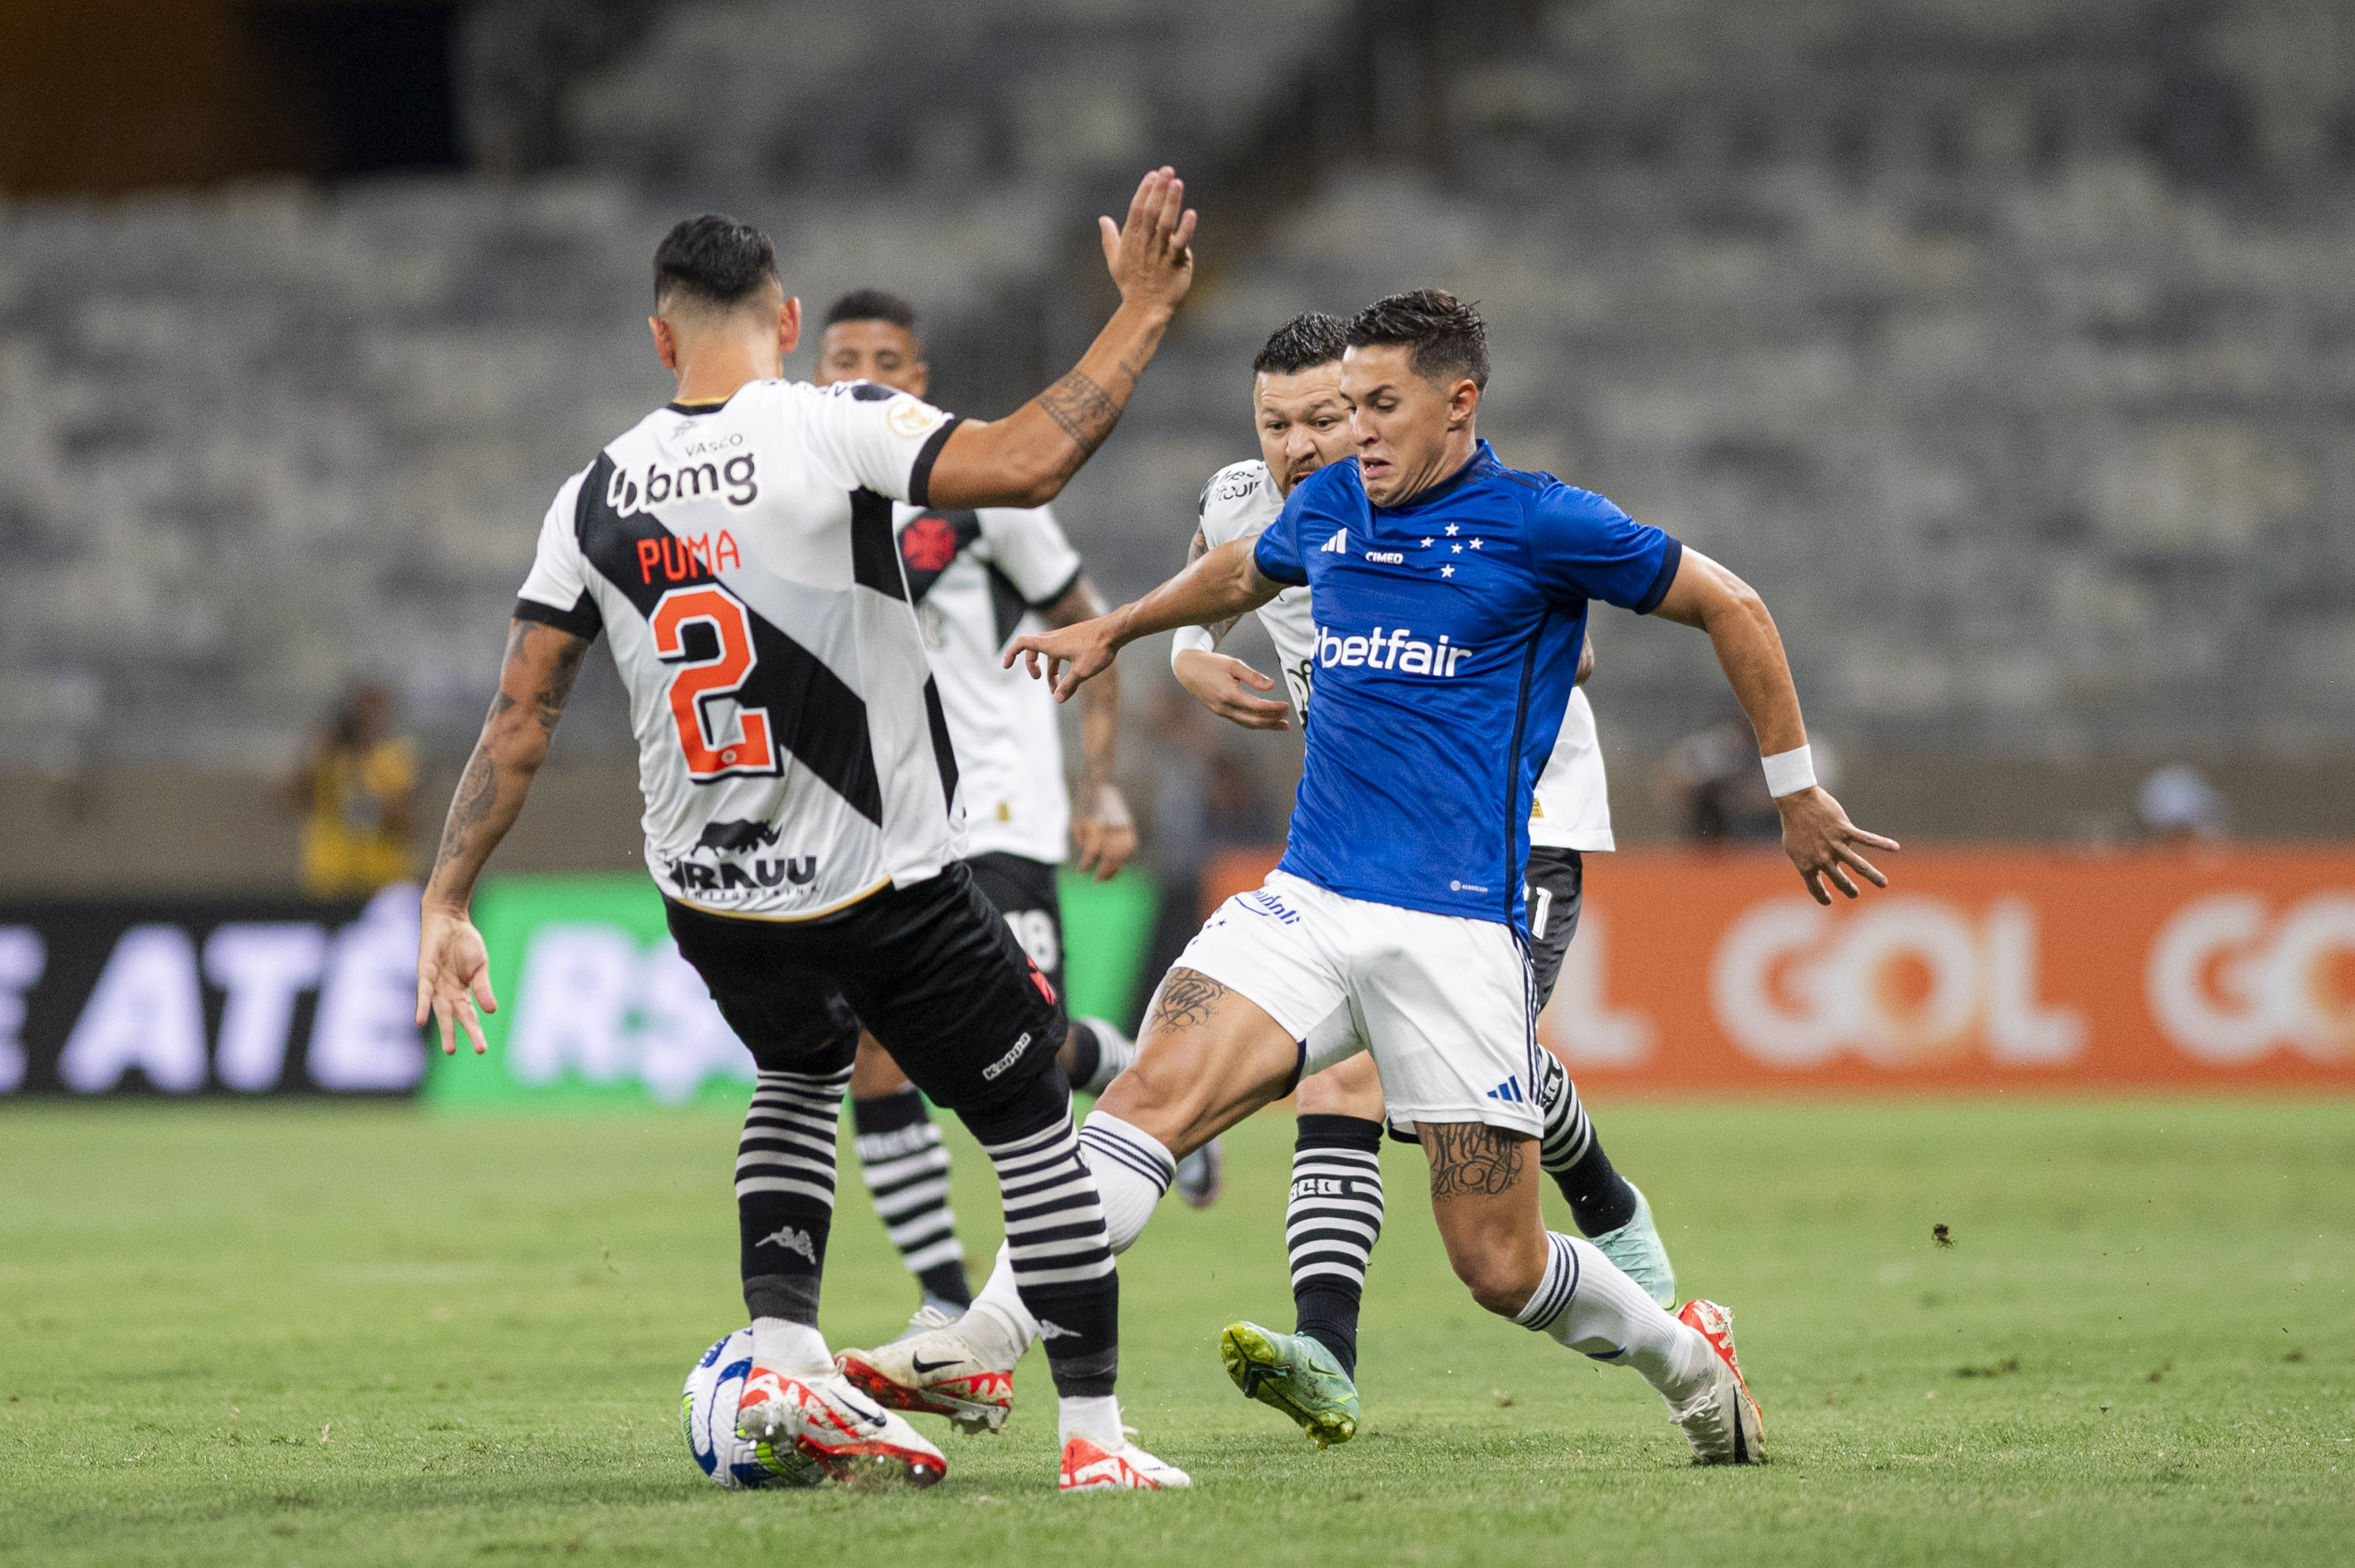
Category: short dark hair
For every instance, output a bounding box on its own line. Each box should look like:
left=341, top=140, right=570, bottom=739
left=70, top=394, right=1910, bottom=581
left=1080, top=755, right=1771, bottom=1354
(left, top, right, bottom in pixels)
left=652, top=213, right=779, bottom=311
left=1347, top=289, right=1489, bottom=390
left=1252, top=312, right=1349, bottom=376
left=823, top=288, right=918, bottom=333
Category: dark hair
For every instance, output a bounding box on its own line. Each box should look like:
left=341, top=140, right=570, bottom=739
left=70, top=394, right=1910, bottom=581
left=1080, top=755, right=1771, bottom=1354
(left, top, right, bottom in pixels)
left=824, top=288, right=918, bottom=332
left=1252, top=311, right=1349, bottom=376
left=1347, top=289, right=1489, bottom=390
left=652, top=213, right=779, bottom=310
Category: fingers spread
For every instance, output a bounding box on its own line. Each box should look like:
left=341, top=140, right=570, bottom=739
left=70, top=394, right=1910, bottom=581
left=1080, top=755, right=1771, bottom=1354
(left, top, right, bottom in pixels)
left=1828, top=863, right=1860, bottom=899
left=1836, top=844, right=1889, bottom=888
left=1803, top=869, right=1831, bottom=906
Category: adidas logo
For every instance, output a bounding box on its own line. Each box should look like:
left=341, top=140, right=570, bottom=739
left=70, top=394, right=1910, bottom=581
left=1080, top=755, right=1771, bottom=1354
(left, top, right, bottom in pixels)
left=1484, top=1076, right=1527, bottom=1104
left=1320, top=529, right=1349, bottom=554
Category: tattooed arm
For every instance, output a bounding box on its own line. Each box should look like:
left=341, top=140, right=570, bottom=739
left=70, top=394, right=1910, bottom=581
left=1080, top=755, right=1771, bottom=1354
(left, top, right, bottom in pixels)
left=414, top=618, right=590, bottom=1056
left=926, top=168, right=1196, bottom=509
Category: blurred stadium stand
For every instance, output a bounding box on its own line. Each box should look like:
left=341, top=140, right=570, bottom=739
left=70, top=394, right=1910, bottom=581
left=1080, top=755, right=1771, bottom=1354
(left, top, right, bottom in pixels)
left=2, top=0, right=2350, bottom=891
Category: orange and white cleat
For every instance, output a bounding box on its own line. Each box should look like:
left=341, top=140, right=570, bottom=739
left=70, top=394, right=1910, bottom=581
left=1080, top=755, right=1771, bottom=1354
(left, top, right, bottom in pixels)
left=1670, top=1299, right=1765, bottom=1464
left=736, top=1367, right=947, bottom=1490
left=1058, top=1435, right=1192, bottom=1493
left=836, top=1326, right=1017, bottom=1436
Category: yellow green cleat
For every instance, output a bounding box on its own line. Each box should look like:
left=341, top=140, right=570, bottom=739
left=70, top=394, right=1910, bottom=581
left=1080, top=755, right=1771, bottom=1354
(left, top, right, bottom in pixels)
left=1219, top=1322, right=1359, bottom=1448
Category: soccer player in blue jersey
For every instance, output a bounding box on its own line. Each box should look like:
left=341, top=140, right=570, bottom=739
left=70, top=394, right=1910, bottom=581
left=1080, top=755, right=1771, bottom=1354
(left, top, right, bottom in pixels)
left=846, top=290, right=1896, bottom=1465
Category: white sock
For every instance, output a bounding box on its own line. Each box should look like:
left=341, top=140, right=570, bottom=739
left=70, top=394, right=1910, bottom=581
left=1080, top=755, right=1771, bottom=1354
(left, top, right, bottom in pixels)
left=1075, top=1109, right=1174, bottom=1252
left=750, top=1315, right=831, bottom=1376
left=958, top=1245, right=1038, bottom=1369
left=1515, top=1234, right=1713, bottom=1402
left=1074, top=1016, right=1137, bottom=1096
left=1057, top=1392, right=1123, bottom=1450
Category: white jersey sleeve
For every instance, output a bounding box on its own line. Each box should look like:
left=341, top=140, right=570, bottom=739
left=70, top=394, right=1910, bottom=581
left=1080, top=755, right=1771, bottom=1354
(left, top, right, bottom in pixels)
left=974, top=505, right=1083, bottom=607
left=1528, top=685, right=1615, bottom=851
left=798, top=381, right=960, bottom=503
left=514, top=468, right=603, bottom=636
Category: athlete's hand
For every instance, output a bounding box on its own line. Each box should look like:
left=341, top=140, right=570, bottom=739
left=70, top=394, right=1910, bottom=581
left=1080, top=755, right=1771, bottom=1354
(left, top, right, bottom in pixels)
left=1072, top=782, right=1137, bottom=881
left=415, top=903, right=498, bottom=1056
left=1007, top=615, right=1121, bottom=702
left=1101, top=166, right=1196, bottom=316
left=1776, top=787, right=1900, bottom=905
left=1174, top=648, right=1291, bottom=731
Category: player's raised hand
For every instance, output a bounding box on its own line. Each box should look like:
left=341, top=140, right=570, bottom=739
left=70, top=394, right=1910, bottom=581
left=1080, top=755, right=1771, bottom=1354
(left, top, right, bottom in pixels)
left=1776, top=787, right=1900, bottom=905
left=1173, top=648, right=1291, bottom=731
left=415, top=903, right=497, bottom=1056
left=1006, top=615, right=1121, bottom=702
left=1100, top=166, right=1196, bottom=315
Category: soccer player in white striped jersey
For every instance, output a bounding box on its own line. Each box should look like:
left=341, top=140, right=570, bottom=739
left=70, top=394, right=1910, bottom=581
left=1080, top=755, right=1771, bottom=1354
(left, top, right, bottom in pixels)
left=414, top=175, right=1203, bottom=1494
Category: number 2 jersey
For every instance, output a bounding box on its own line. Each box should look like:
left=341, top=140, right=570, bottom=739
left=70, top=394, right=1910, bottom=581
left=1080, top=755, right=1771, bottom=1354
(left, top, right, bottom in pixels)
left=513, top=378, right=971, bottom=920
left=1196, top=458, right=1617, bottom=853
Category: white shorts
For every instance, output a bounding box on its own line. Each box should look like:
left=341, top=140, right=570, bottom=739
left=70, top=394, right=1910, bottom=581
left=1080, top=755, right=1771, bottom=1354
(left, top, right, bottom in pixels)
left=1177, top=869, right=1543, bottom=1139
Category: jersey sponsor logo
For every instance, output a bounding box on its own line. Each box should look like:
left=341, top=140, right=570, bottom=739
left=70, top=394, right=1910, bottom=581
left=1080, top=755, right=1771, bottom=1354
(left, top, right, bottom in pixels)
left=635, top=531, right=743, bottom=585
left=1364, top=549, right=1404, bottom=564
left=1315, top=623, right=1472, bottom=676
left=650, top=585, right=781, bottom=781
left=661, top=853, right=818, bottom=895
left=980, top=1030, right=1034, bottom=1081
left=1238, top=888, right=1302, bottom=925
left=604, top=454, right=759, bottom=516
left=1449, top=879, right=1492, bottom=894
left=1290, top=1176, right=1362, bottom=1199
left=1319, top=529, right=1349, bottom=555
left=1207, top=467, right=1260, bottom=505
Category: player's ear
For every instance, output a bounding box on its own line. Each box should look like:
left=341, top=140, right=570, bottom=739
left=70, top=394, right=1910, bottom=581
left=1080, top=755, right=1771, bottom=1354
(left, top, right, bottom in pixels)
left=777, top=296, right=803, bottom=357
left=650, top=314, right=680, bottom=373
left=1448, top=376, right=1481, bottom=428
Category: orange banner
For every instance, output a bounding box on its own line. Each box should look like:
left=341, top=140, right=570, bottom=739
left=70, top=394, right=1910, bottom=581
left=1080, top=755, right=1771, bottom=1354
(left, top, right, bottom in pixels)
left=1200, top=845, right=2355, bottom=1091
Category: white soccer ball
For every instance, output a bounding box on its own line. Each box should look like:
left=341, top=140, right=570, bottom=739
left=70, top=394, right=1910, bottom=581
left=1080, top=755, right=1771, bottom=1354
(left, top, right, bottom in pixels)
left=681, top=1328, right=818, bottom=1489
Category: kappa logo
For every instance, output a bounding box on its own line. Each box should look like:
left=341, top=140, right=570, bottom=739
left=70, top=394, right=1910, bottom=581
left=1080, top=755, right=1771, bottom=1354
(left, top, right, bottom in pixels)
left=980, top=1030, right=1033, bottom=1081
left=757, top=1225, right=819, bottom=1264
left=1035, top=1319, right=1078, bottom=1341
left=1320, top=530, right=1349, bottom=555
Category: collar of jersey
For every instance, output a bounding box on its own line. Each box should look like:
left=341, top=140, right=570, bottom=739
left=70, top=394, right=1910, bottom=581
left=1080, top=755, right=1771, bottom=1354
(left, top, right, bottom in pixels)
left=1371, top=439, right=1499, bottom=516
left=666, top=396, right=734, bottom=415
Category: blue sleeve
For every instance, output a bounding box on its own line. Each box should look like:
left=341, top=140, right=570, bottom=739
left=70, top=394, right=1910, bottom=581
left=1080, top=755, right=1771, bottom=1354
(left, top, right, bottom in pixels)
left=1251, top=479, right=1312, bottom=588
left=1528, top=483, right=1682, bottom=614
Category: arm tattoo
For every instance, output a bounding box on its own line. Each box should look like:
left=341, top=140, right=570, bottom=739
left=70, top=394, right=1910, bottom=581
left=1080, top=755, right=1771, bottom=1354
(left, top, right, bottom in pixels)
left=430, top=748, right=498, bottom=879
left=531, top=631, right=590, bottom=733
left=1423, top=1122, right=1528, bottom=1199
left=1036, top=370, right=1123, bottom=459
left=1148, top=968, right=1229, bottom=1034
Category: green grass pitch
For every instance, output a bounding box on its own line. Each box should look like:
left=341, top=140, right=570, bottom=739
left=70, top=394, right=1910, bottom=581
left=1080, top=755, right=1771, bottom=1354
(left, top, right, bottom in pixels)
left=2, top=1098, right=2350, bottom=1565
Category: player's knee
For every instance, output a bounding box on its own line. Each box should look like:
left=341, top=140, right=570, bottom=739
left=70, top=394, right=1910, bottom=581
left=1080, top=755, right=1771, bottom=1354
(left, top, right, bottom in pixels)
left=1449, top=1245, right=1546, bottom=1317
left=1295, top=1053, right=1382, bottom=1118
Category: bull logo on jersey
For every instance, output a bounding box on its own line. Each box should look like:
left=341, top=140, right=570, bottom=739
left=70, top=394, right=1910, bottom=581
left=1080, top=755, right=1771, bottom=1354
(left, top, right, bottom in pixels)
left=696, top=819, right=782, bottom=853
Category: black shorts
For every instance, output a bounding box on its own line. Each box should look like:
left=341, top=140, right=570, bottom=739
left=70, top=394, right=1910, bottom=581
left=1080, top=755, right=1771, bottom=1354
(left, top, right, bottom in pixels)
left=965, top=851, right=1067, bottom=1019
left=664, top=861, right=1066, bottom=1116
left=1523, top=845, right=1585, bottom=1011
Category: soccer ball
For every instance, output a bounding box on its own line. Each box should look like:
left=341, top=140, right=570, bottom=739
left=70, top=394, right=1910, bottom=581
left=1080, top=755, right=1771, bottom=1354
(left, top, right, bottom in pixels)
left=680, top=1328, right=821, bottom=1489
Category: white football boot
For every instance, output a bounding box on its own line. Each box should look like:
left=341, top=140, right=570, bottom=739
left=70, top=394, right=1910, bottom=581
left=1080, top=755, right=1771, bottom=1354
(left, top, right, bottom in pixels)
left=890, top=1296, right=966, bottom=1344
left=736, top=1367, right=947, bottom=1488
left=835, top=1322, right=1017, bottom=1436
left=1667, top=1299, right=1765, bottom=1465
left=1059, top=1435, right=1192, bottom=1492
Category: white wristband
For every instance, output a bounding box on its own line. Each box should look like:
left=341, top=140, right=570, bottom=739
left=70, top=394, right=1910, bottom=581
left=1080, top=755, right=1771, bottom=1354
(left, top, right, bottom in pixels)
left=1170, top=624, right=1216, bottom=668
left=1760, top=744, right=1816, bottom=798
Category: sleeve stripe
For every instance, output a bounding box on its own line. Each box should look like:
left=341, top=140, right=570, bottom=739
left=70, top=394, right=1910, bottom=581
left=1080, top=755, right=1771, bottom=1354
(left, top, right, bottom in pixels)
left=906, top=414, right=966, bottom=509
left=1633, top=536, right=1684, bottom=616
left=514, top=591, right=602, bottom=639
left=1027, top=562, right=1084, bottom=611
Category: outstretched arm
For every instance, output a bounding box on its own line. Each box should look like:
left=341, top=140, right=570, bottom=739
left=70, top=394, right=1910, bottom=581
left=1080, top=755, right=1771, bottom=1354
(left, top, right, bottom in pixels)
left=925, top=169, right=1196, bottom=509
left=1173, top=524, right=1291, bottom=731
left=1006, top=536, right=1283, bottom=702
left=1041, top=574, right=1137, bottom=879
left=1650, top=549, right=1898, bottom=903
left=414, top=619, right=590, bottom=1054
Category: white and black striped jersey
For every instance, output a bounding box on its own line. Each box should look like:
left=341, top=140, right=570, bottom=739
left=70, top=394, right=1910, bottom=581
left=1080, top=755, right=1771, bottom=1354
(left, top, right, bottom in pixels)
left=514, top=378, right=971, bottom=919
left=893, top=502, right=1082, bottom=866
left=1196, top=458, right=1615, bottom=851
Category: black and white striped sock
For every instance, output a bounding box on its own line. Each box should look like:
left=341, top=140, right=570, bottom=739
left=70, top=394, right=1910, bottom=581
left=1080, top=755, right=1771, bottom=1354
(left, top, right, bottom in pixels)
left=851, top=1087, right=970, bottom=1308
left=1288, top=1114, right=1385, bottom=1378
left=737, top=1066, right=852, bottom=1328
left=980, top=1108, right=1119, bottom=1398
left=1537, top=1053, right=1638, bottom=1237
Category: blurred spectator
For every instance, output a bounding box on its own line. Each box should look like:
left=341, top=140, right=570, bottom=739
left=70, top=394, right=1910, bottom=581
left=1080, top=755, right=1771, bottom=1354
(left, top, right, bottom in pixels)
left=2138, top=764, right=2228, bottom=844
left=283, top=684, right=419, bottom=898
left=1654, top=707, right=1840, bottom=844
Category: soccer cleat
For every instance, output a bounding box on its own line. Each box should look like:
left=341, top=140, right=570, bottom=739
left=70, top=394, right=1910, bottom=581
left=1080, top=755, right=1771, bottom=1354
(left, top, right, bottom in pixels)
left=1668, top=1299, right=1765, bottom=1465
left=1590, top=1183, right=1678, bottom=1310
left=736, top=1368, right=947, bottom=1490
left=835, top=1324, right=1016, bottom=1436
left=891, top=1296, right=966, bottom=1344
left=1059, top=1435, right=1192, bottom=1492
left=1174, top=1136, right=1225, bottom=1209
left=1218, top=1321, right=1359, bottom=1448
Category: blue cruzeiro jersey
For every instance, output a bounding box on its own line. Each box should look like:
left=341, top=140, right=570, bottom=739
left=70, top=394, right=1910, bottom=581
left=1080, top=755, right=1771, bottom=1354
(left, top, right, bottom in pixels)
left=1253, top=439, right=1681, bottom=928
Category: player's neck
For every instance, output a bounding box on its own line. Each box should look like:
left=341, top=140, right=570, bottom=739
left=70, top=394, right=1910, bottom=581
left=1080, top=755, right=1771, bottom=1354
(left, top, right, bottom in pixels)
left=1384, top=428, right=1479, bottom=509
left=670, top=341, right=782, bottom=407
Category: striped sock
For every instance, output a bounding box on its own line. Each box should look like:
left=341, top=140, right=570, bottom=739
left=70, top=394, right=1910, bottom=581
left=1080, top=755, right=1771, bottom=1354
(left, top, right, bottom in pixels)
left=1287, top=1114, right=1384, bottom=1378
left=980, top=1110, right=1119, bottom=1398
left=736, top=1066, right=851, bottom=1327
left=1515, top=1231, right=1710, bottom=1400
left=1537, top=1054, right=1638, bottom=1236
left=851, top=1087, right=969, bottom=1307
